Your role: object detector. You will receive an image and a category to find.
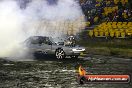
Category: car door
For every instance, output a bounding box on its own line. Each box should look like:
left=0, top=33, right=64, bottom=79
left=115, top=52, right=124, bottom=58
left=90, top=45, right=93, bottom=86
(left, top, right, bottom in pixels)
left=28, top=37, right=42, bottom=52
left=40, top=37, right=52, bottom=54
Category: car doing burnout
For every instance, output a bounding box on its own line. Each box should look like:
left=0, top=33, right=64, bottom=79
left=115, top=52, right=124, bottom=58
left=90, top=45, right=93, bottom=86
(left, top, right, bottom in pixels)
left=24, top=36, right=85, bottom=59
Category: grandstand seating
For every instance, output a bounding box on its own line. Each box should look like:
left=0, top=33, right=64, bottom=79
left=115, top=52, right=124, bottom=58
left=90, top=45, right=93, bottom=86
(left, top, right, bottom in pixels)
left=88, top=22, right=132, bottom=38
left=80, top=0, right=131, bottom=38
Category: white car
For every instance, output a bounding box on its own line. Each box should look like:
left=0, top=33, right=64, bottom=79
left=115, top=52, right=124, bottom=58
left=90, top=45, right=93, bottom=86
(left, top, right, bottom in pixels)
left=25, top=36, right=85, bottom=59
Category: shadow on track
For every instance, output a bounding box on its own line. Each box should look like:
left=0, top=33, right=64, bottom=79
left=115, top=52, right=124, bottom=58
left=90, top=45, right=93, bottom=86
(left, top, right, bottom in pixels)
left=34, top=53, right=84, bottom=62
left=33, top=53, right=88, bottom=69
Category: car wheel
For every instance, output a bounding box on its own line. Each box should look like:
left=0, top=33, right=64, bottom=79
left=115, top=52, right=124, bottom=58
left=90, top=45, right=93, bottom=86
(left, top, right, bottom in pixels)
left=55, top=49, right=65, bottom=59
left=70, top=55, right=78, bottom=59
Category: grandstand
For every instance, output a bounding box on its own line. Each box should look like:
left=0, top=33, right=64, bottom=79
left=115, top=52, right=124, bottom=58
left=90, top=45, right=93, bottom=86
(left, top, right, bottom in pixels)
left=88, top=22, right=132, bottom=38
left=79, top=0, right=132, bottom=38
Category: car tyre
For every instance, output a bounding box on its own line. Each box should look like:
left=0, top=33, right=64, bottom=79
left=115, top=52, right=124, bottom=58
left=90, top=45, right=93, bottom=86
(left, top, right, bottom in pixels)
left=55, top=49, right=65, bottom=59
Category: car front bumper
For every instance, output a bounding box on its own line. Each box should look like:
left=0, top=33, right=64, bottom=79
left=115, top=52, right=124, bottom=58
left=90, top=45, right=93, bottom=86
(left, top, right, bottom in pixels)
left=66, top=50, right=85, bottom=56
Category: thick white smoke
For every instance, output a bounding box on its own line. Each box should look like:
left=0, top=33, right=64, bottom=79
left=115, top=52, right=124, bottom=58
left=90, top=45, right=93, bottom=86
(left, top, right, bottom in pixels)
left=0, top=0, right=85, bottom=60
left=23, top=0, right=85, bottom=37
left=0, top=1, right=27, bottom=60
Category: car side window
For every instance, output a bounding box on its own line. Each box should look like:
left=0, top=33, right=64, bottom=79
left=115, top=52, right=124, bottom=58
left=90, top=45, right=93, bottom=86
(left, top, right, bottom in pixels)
left=30, top=37, right=43, bottom=45
left=30, top=37, right=51, bottom=45
left=44, top=37, right=51, bottom=45
left=30, top=38, right=39, bottom=45
left=38, top=37, right=46, bottom=45
left=37, top=37, right=50, bottom=45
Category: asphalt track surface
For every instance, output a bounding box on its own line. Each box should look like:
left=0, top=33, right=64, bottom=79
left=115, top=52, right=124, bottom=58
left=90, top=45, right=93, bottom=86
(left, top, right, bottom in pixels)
left=0, top=54, right=132, bottom=88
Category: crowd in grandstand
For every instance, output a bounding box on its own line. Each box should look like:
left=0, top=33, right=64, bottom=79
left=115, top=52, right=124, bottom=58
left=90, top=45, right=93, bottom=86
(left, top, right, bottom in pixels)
left=80, top=0, right=132, bottom=27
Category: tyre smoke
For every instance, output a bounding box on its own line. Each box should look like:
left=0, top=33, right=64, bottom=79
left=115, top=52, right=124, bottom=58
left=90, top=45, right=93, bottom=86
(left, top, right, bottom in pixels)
left=0, top=0, right=85, bottom=60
